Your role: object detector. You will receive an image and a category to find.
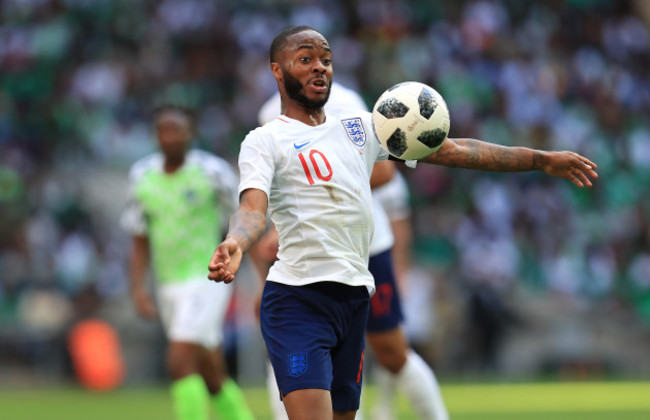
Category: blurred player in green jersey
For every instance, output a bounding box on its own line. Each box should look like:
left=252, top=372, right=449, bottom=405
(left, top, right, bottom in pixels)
left=121, top=105, right=254, bottom=420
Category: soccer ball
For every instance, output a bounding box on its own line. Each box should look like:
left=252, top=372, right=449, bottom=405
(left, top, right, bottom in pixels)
left=372, top=81, right=450, bottom=160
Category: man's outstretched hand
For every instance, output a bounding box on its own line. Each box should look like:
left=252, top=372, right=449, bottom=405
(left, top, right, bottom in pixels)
left=541, top=151, right=598, bottom=188
left=208, top=238, right=243, bottom=284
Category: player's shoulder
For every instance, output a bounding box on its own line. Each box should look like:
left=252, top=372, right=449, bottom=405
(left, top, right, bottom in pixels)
left=243, top=121, right=281, bottom=145
left=258, top=92, right=282, bottom=126
left=129, top=153, right=163, bottom=181
left=186, top=149, right=235, bottom=173
left=187, top=148, right=224, bottom=164
left=328, top=83, right=369, bottom=111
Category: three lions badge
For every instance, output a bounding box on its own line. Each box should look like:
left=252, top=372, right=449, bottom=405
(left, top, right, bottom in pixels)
left=288, top=352, right=308, bottom=377
left=341, top=118, right=366, bottom=147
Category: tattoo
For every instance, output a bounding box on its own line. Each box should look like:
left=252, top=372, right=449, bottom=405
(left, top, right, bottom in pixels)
left=229, top=210, right=266, bottom=253
left=532, top=151, right=544, bottom=171
left=430, top=138, right=537, bottom=172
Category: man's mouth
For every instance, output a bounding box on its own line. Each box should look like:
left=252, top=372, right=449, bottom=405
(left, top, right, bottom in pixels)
left=309, top=78, right=328, bottom=92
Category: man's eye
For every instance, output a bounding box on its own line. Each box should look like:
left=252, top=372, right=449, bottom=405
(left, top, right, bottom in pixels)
left=323, top=59, right=332, bottom=65
left=300, top=57, right=310, bottom=63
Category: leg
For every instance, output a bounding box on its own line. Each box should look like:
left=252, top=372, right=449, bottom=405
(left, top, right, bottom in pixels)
left=267, top=358, right=357, bottom=420
left=369, top=362, right=397, bottom=420
left=261, top=281, right=368, bottom=420
left=168, top=341, right=210, bottom=420
left=162, top=279, right=253, bottom=420
left=198, top=341, right=254, bottom=420
left=366, top=251, right=448, bottom=420
left=198, top=346, right=227, bottom=394
left=365, top=328, right=406, bottom=420
left=366, top=327, right=408, bottom=374
left=282, top=389, right=332, bottom=420
left=168, top=341, right=205, bottom=380
left=366, top=329, right=448, bottom=420
left=266, top=360, right=289, bottom=420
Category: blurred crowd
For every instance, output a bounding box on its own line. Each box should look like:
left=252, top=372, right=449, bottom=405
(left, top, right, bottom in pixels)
left=1, top=0, right=650, bottom=381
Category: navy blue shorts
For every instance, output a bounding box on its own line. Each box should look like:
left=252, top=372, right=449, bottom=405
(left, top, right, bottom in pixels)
left=260, top=281, right=369, bottom=412
left=366, top=249, right=404, bottom=333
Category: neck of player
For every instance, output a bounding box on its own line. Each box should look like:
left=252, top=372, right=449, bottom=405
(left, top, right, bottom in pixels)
left=164, top=155, right=185, bottom=173
left=283, top=103, right=326, bottom=127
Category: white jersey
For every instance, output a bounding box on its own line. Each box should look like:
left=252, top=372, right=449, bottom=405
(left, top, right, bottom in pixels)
left=369, top=196, right=393, bottom=255
left=258, top=82, right=396, bottom=258
left=372, top=170, right=411, bottom=222
left=240, top=108, right=390, bottom=293
left=120, top=149, right=238, bottom=285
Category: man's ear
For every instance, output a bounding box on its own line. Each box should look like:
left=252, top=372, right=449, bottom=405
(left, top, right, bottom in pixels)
left=270, top=62, right=282, bottom=81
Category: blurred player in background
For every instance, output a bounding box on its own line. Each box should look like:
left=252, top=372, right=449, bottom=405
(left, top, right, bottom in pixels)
left=208, top=26, right=597, bottom=420
left=120, top=105, right=254, bottom=420
left=257, top=81, right=449, bottom=420
left=372, top=171, right=413, bottom=288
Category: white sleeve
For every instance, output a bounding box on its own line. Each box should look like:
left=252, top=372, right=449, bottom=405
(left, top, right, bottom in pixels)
left=201, top=153, right=240, bottom=220
left=120, top=167, right=147, bottom=236
left=237, top=129, right=275, bottom=199
left=258, top=93, right=282, bottom=126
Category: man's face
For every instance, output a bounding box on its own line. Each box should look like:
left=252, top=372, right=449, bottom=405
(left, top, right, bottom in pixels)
left=276, top=30, right=333, bottom=109
left=155, top=111, right=192, bottom=160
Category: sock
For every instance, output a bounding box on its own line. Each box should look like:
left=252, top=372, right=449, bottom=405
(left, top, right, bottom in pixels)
left=170, top=374, right=209, bottom=420
left=266, top=361, right=289, bottom=420
left=371, top=365, right=397, bottom=420
left=213, top=378, right=255, bottom=420
left=395, top=350, right=449, bottom=420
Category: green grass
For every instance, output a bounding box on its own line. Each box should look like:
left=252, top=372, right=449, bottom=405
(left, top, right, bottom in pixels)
left=1, top=381, right=649, bottom=420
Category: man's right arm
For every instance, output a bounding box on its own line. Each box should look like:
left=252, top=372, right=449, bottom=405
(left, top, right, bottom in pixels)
left=208, top=188, right=268, bottom=284
left=129, top=235, right=157, bottom=319
left=421, top=137, right=598, bottom=187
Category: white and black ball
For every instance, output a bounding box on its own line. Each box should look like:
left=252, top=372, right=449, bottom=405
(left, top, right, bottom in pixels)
left=372, top=81, right=450, bottom=160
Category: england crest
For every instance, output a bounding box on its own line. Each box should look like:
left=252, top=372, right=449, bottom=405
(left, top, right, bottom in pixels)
left=288, top=352, right=308, bottom=377
left=341, top=118, right=366, bottom=147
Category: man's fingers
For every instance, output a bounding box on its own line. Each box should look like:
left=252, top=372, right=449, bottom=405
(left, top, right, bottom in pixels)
left=209, top=254, right=230, bottom=267
left=571, top=175, right=584, bottom=188
left=575, top=153, right=597, bottom=169
left=576, top=170, right=592, bottom=187
left=208, top=264, right=236, bottom=283
left=208, top=266, right=225, bottom=280
left=208, top=261, right=224, bottom=270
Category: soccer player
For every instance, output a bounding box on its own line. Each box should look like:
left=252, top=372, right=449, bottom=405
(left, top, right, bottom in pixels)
left=208, top=26, right=597, bottom=420
left=121, top=105, right=254, bottom=420
left=258, top=81, right=449, bottom=420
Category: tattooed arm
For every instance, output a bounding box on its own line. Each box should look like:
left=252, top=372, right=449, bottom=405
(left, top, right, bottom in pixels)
left=421, top=137, right=599, bottom=188
left=208, top=188, right=268, bottom=283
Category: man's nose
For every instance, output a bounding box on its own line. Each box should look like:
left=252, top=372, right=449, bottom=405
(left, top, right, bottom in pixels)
left=312, top=59, right=326, bottom=73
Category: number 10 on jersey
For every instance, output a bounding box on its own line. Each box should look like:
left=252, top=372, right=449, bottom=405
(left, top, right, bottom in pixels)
left=298, top=150, right=332, bottom=185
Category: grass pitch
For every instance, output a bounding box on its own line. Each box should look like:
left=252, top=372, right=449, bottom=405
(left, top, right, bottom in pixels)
left=1, top=381, right=649, bottom=419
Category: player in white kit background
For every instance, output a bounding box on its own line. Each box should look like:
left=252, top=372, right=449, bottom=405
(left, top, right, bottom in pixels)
left=258, top=81, right=449, bottom=420
left=208, top=26, right=598, bottom=420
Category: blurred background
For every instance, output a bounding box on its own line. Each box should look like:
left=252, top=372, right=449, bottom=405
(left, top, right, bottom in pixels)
left=1, top=0, right=649, bottom=394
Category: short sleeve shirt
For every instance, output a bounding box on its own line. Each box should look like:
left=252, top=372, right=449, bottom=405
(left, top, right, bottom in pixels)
left=239, top=109, right=389, bottom=294
left=121, top=150, right=238, bottom=284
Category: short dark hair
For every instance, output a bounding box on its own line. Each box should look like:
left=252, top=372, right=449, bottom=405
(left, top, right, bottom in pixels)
left=153, top=104, right=196, bottom=128
left=269, top=25, right=320, bottom=63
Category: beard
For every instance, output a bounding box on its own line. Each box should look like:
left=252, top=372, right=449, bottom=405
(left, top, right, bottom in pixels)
left=282, top=68, right=331, bottom=109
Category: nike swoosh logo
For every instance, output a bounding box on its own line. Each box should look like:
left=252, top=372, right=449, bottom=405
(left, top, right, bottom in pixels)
left=294, top=141, right=310, bottom=149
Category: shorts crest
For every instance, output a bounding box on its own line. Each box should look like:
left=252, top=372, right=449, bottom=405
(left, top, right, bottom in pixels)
left=288, top=352, right=308, bottom=377
left=341, top=118, right=366, bottom=147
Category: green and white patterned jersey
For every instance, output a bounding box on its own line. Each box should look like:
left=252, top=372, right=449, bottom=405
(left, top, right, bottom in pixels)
left=121, top=149, right=238, bottom=285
